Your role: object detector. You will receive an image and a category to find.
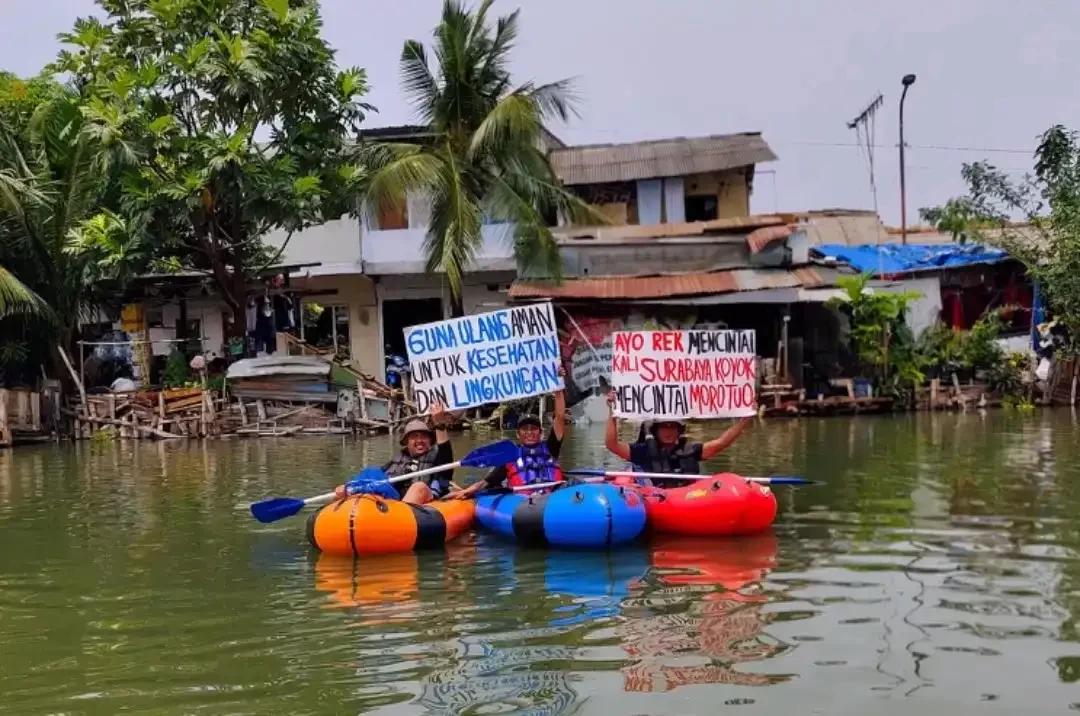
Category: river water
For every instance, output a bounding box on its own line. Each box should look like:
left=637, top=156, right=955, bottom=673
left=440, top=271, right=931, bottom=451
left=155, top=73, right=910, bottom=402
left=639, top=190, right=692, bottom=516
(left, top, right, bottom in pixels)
left=2, top=411, right=1079, bottom=715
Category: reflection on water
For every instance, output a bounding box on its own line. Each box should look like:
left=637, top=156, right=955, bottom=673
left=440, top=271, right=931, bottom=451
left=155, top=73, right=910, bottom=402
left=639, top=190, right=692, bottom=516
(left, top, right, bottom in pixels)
left=2, top=411, right=1080, bottom=714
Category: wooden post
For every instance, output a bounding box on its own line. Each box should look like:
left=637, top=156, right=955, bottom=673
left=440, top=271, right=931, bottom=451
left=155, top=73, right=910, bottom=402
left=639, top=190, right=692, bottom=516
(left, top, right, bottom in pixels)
left=1071, top=376, right=1077, bottom=406
left=930, top=378, right=939, bottom=409
left=58, top=346, right=87, bottom=412
left=0, top=389, right=11, bottom=447
left=238, top=398, right=248, bottom=426
left=357, top=380, right=368, bottom=421
left=158, top=392, right=166, bottom=421
left=256, top=400, right=267, bottom=422
left=29, top=392, right=41, bottom=432
left=109, top=394, right=117, bottom=422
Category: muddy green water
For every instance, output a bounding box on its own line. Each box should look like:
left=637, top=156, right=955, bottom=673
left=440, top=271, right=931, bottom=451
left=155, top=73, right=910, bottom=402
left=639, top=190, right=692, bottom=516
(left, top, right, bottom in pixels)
left=2, top=412, right=1080, bottom=715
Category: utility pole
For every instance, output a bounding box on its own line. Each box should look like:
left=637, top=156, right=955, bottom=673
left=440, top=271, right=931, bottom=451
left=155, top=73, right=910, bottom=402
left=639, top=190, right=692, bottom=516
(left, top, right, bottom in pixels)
left=899, top=74, right=917, bottom=245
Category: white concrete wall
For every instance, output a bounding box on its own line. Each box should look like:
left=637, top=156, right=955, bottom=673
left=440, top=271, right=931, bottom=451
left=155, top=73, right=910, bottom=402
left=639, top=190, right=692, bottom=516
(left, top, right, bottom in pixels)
left=882, top=276, right=942, bottom=336
left=263, top=217, right=362, bottom=270
left=362, top=224, right=516, bottom=274
left=153, top=299, right=228, bottom=358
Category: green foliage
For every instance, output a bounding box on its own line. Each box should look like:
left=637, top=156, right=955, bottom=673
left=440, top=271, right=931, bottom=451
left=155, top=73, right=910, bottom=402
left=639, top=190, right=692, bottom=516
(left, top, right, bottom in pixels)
left=1, top=79, right=116, bottom=384
left=162, top=348, right=189, bottom=388
left=828, top=273, right=924, bottom=406
left=829, top=273, right=922, bottom=376
left=363, top=0, right=603, bottom=314
left=57, top=0, right=373, bottom=333
left=921, top=125, right=1080, bottom=353
left=986, top=352, right=1029, bottom=399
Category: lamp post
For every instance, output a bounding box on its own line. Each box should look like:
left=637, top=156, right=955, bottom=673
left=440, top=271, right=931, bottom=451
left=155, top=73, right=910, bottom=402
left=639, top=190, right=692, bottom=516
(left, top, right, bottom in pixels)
left=899, top=73, right=916, bottom=245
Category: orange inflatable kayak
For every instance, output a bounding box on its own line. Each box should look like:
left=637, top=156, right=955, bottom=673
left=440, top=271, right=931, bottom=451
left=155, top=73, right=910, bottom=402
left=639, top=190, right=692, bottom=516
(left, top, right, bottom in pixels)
left=622, top=474, right=777, bottom=536
left=306, top=494, right=475, bottom=556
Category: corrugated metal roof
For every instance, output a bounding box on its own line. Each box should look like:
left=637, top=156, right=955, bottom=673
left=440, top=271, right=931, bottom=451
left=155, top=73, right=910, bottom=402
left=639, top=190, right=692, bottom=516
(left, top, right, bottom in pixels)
left=550, top=133, right=777, bottom=186
left=509, top=267, right=826, bottom=301
left=556, top=214, right=787, bottom=243
left=746, top=224, right=795, bottom=254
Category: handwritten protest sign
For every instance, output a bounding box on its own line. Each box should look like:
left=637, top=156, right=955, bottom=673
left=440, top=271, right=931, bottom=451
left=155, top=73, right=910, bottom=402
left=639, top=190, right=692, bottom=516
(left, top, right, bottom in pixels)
left=404, top=302, right=563, bottom=412
left=610, top=330, right=757, bottom=420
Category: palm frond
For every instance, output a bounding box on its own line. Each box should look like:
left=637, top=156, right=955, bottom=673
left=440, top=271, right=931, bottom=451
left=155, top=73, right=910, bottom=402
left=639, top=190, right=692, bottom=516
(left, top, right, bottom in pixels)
left=0, top=264, right=48, bottom=318
left=425, top=145, right=483, bottom=304
left=519, top=77, right=580, bottom=123
left=400, top=40, right=440, bottom=125
left=467, top=93, right=540, bottom=164
left=363, top=144, right=445, bottom=225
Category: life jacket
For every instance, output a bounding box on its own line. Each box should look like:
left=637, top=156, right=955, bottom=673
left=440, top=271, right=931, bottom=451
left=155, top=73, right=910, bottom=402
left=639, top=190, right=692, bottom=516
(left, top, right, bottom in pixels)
left=506, top=441, right=563, bottom=487
left=384, top=447, right=447, bottom=496
left=634, top=437, right=701, bottom=475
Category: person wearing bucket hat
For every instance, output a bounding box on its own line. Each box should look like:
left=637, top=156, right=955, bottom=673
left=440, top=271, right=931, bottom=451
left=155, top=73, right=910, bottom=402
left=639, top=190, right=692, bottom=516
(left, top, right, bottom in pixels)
left=336, top=402, right=456, bottom=505
left=604, top=390, right=753, bottom=486
left=451, top=367, right=568, bottom=497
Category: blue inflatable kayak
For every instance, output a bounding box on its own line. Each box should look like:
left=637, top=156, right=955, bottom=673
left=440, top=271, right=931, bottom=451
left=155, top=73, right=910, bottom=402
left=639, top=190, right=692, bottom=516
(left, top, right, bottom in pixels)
left=474, top=483, right=647, bottom=548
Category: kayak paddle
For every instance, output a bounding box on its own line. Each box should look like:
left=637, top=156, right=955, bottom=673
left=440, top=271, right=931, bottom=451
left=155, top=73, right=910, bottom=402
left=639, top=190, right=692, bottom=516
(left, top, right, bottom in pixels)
left=248, top=439, right=519, bottom=524
left=564, top=468, right=816, bottom=486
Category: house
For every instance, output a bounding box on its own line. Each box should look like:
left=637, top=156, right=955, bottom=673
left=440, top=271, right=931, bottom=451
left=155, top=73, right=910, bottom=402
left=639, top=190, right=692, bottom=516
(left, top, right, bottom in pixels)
left=549, top=133, right=776, bottom=226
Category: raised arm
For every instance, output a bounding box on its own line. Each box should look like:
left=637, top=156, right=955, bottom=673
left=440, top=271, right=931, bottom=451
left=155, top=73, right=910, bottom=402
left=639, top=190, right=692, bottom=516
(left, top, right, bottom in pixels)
left=700, top=416, right=753, bottom=460
left=430, top=401, right=453, bottom=444
left=605, top=390, right=631, bottom=461
left=552, top=367, right=567, bottom=441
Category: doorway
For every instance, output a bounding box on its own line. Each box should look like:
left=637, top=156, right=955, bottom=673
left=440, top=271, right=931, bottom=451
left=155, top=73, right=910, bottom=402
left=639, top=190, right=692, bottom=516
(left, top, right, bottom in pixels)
left=382, top=297, right=444, bottom=359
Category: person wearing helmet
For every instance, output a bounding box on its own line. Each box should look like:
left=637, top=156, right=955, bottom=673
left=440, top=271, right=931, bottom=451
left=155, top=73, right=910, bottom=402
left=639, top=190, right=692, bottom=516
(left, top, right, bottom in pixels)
left=336, top=402, right=455, bottom=505
left=604, top=390, right=752, bottom=486
left=451, top=368, right=567, bottom=497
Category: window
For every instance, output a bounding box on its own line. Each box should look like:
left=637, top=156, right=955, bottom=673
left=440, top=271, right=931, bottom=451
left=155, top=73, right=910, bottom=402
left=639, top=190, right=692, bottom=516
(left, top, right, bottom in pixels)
left=377, top=200, right=409, bottom=230
left=146, top=306, right=164, bottom=328
left=685, top=195, right=718, bottom=222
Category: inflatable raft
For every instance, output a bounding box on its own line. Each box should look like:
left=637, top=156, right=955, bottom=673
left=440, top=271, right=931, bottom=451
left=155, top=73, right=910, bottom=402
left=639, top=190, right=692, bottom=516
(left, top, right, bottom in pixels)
left=475, top=483, right=647, bottom=548
left=625, top=474, right=777, bottom=536
left=306, top=494, right=475, bottom=556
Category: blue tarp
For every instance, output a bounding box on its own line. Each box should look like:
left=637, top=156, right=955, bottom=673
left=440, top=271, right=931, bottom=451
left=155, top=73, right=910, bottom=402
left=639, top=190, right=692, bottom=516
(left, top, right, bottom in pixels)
left=813, top=243, right=1009, bottom=275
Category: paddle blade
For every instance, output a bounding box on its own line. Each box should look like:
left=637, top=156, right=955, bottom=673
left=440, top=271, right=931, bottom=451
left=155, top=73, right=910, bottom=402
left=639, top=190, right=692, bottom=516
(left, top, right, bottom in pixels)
left=460, top=439, right=519, bottom=468
left=250, top=497, right=306, bottom=524
left=754, top=476, right=814, bottom=486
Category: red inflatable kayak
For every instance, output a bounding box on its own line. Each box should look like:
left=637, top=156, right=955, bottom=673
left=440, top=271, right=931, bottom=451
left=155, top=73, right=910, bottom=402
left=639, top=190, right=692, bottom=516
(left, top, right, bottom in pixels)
left=617, top=473, right=777, bottom=536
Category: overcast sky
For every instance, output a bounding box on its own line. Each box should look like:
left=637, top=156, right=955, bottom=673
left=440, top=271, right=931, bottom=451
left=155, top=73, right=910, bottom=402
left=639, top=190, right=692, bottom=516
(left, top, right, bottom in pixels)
left=3, top=0, right=1078, bottom=225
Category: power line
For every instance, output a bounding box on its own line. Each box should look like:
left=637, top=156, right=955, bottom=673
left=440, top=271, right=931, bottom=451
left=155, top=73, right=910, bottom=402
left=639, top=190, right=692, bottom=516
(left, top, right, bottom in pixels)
left=771, top=139, right=1033, bottom=155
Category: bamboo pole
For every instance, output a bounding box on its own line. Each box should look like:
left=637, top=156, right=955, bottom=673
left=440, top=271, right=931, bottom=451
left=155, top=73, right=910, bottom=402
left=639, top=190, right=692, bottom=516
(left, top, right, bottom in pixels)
left=61, top=408, right=182, bottom=439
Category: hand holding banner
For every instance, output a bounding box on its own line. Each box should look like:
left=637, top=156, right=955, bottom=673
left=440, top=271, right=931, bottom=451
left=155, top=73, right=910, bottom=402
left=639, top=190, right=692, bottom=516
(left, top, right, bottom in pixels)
left=610, top=329, right=757, bottom=420
left=404, top=302, right=564, bottom=412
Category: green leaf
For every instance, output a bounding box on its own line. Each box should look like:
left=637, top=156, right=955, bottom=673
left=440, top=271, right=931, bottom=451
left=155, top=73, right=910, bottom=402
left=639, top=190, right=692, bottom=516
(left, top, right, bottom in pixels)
left=261, top=0, right=289, bottom=23
left=293, top=175, right=322, bottom=197
left=148, top=115, right=176, bottom=136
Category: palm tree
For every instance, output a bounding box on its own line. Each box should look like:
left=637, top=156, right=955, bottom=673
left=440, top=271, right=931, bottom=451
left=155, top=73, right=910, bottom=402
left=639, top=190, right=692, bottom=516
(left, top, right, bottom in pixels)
left=0, top=88, right=124, bottom=381
left=363, top=0, right=599, bottom=315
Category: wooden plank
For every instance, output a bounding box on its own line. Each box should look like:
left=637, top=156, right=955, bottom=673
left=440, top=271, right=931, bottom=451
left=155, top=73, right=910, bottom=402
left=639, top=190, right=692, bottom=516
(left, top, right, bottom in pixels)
left=238, top=398, right=248, bottom=426
left=256, top=400, right=267, bottom=422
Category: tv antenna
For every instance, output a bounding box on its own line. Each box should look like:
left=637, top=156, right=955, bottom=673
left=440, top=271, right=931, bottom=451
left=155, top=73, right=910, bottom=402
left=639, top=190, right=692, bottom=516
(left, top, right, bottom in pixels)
left=847, top=93, right=886, bottom=246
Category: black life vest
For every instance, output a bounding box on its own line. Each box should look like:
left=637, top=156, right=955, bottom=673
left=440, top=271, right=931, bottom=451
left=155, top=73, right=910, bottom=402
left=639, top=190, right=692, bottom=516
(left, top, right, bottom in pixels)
left=506, top=441, right=562, bottom=487
left=384, top=447, right=447, bottom=496
left=633, top=437, right=701, bottom=475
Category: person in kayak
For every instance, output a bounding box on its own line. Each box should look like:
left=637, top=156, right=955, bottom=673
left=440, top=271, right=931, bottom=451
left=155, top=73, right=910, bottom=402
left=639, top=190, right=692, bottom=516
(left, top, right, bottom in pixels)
left=336, top=402, right=455, bottom=505
left=451, top=370, right=567, bottom=497
left=604, top=390, right=752, bottom=485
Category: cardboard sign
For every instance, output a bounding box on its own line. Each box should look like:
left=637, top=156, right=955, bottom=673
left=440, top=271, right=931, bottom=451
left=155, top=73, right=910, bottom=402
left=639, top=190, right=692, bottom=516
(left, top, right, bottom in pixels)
left=404, top=302, right=563, bottom=412
left=610, top=330, right=757, bottom=419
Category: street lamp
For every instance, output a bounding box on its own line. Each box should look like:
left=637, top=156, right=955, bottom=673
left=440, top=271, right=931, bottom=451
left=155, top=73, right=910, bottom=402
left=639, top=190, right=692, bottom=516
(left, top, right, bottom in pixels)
left=899, top=73, right=916, bottom=245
